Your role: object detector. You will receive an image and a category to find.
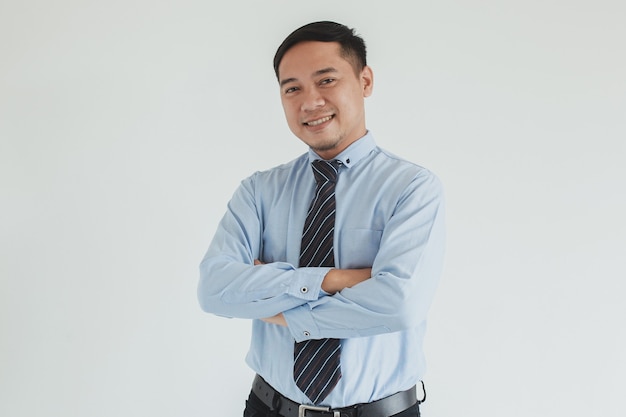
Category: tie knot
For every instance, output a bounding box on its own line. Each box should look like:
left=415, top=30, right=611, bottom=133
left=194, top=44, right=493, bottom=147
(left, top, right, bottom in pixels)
left=311, top=160, right=340, bottom=184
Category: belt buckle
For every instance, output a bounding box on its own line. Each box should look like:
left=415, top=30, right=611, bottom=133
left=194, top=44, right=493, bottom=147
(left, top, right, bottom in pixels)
left=298, top=404, right=340, bottom=417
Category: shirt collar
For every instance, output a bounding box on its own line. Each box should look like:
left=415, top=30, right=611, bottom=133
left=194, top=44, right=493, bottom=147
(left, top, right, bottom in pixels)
left=307, top=131, right=376, bottom=168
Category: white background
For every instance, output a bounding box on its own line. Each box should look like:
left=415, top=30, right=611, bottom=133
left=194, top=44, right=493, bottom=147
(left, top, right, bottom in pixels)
left=1, top=1, right=625, bottom=416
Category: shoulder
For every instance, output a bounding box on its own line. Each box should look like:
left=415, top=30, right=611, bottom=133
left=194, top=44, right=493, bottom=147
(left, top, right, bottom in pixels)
left=372, top=146, right=443, bottom=189
left=242, top=153, right=309, bottom=188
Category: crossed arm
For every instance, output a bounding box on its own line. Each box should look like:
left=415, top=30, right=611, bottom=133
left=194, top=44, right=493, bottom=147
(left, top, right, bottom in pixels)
left=256, top=258, right=372, bottom=326
left=198, top=170, right=444, bottom=340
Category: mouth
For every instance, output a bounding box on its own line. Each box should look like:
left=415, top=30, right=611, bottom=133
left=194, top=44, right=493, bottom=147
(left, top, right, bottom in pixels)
left=304, top=115, right=334, bottom=126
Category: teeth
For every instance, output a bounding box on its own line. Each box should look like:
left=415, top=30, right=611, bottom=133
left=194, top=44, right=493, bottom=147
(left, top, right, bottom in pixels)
left=306, top=116, right=332, bottom=126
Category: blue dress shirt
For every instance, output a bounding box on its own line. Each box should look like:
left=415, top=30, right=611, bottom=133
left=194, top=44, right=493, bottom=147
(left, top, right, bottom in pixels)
left=198, top=132, right=445, bottom=407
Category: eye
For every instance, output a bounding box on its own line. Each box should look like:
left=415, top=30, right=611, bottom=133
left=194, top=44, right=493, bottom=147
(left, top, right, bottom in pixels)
left=284, top=86, right=299, bottom=94
left=320, top=78, right=335, bottom=86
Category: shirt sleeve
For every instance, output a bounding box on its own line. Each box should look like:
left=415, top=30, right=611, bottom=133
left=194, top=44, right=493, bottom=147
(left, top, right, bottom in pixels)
left=283, top=170, right=446, bottom=342
left=197, top=174, right=331, bottom=319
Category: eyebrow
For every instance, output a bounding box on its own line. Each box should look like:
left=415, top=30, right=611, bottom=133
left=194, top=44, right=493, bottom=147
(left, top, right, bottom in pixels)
left=279, top=67, right=339, bottom=87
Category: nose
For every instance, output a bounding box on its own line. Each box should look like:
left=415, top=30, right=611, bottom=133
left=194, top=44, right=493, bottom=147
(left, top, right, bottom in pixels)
left=300, top=87, right=325, bottom=112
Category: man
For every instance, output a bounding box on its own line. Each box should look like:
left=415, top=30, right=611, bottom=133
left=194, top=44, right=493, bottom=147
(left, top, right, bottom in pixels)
left=198, top=21, right=445, bottom=417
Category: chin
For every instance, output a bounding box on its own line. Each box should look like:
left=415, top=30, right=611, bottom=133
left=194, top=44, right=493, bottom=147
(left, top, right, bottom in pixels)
left=309, top=139, right=340, bottom=153
left=308, top=132, right=340, bottom=145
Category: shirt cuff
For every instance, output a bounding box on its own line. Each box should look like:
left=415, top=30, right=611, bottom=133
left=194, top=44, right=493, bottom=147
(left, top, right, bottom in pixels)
left=283, top=304, right=319, bottom=343
left=287, top=267, right=330, bottom=301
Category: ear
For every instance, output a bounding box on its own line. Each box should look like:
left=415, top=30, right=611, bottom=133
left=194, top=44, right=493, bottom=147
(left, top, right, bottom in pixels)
left=360, top=65, right=374, bottom=97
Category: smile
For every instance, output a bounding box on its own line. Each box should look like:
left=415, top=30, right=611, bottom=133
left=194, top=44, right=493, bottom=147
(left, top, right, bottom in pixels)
left=304, top=115, right=333, bottom=126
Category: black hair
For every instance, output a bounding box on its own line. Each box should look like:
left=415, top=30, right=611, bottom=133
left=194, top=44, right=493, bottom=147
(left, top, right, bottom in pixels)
left=273, top=21, right=367, bottom=80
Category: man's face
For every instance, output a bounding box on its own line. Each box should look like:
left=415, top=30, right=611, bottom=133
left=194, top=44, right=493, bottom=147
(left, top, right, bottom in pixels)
left=277, top=41, right=373, bottom=160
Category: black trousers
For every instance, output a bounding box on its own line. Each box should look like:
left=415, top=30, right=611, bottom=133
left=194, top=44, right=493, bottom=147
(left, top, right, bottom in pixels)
left=243, top=391, right=420, bottom=417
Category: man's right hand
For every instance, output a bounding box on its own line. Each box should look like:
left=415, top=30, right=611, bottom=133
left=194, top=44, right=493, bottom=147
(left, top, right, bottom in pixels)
left=321, top=268, right=372, bottom=294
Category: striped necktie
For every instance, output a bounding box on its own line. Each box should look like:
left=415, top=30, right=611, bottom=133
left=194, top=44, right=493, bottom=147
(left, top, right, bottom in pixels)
left=294, top=159, right=342, bottom=404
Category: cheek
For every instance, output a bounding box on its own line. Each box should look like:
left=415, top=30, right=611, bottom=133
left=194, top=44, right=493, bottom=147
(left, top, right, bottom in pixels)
left=343, top=94, right=364, bottom=118
left=332, top=91, right=356, bottom=112
left=283, top=110, right=303, bottom=134
left=285, top=111, right=300, bottom=129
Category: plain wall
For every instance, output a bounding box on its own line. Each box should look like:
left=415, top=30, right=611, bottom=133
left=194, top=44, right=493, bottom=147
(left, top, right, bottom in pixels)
left=1, top=1, right=625, bottom=416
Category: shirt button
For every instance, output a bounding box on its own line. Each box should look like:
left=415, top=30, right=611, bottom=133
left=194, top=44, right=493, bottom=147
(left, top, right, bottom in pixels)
left=300, top=286, right=308, bottom=294
left=303, top=331, right=310, bottom=337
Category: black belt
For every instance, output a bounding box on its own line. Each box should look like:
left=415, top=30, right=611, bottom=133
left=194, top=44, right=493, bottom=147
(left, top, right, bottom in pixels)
left=251, top=374, right=420, bottom=417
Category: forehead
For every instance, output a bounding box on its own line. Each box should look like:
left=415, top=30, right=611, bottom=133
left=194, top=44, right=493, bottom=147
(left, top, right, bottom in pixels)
left=277, top=41, right=351, bottom=81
